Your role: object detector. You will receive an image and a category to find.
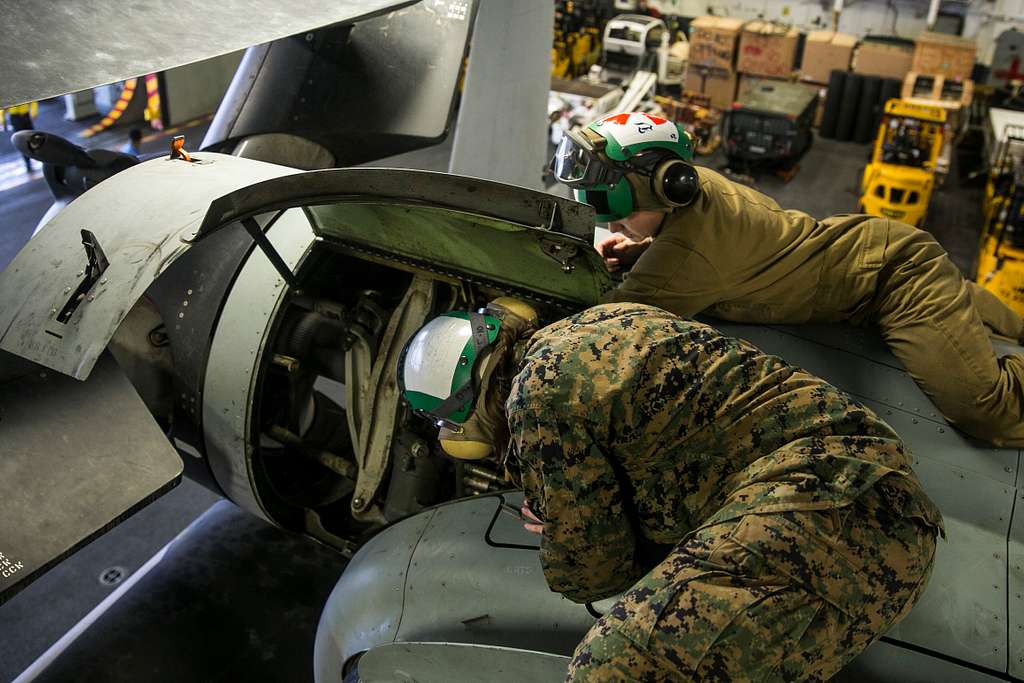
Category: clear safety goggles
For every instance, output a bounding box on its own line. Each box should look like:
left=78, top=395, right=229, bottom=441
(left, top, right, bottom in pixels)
left=551, top=128, right=623, bottom=188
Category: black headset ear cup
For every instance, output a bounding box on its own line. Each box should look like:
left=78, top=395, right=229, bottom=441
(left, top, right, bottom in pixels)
left=652, top=160, right=700, bottom=207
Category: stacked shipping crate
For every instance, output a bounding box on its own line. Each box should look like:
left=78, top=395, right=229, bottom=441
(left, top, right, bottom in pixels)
left=681, top=19, right=977, bottom=130
left=904, top=32, right=977, bottom=131
left=685, top=16, right=743, bottom=110
left=799, top=31, right=857, bottom=126
left=735, top=21, right=802, bottom=114
left=853, top=41, right=915, bottom=81
left=737, top=21, right=799, bottom=79
left=800, top=32, right=857, bottom=85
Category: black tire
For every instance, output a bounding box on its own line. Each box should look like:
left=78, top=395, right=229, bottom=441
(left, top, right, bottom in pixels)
left=877, top=78, right=901, bottom=128
left=819, top=69, right=846, bottom=139
left=835, top=73, right=863, bottom=142
left=854, top=76, right=882, bottom=144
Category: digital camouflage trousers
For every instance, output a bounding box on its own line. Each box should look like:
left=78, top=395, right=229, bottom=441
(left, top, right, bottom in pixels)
left=567, top=490, right=937, bottom=682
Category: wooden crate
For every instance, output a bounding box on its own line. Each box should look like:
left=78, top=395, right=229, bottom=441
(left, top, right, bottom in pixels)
left=912, top=32, right=976, bottom=80
left=901, top=72, right=974, bottom=129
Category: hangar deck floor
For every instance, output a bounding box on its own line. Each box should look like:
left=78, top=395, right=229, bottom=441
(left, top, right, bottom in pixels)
left=0, top=126, right=985, bottom=681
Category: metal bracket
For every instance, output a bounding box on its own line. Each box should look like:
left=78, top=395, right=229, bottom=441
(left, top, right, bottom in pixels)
left=55, top=229, right=110, bottom=324
left=546, top=201, right=564, bottom=232
left=538, top=236, right=578, bottom=273
left=169, top=135, right=197, bottom=162
left=81, top=229, right=109, bottom=279
left=240, top=214, right=301, bottom=290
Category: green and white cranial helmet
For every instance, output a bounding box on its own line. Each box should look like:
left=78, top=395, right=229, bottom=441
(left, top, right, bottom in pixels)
left=551, top=111, right=695, bottom=221
left=398, top=310, right=501, bottom=430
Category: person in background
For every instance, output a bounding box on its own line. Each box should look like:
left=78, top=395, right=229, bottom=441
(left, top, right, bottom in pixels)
left=124, top=127, right=143, bottom=156
left=3, top=101, right=39, bottom=171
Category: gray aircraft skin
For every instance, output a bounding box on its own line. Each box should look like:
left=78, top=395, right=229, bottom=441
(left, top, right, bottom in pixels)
left=0, top=148, right=1020, bottom=682
left=0, top=2, right=1021, bottom=681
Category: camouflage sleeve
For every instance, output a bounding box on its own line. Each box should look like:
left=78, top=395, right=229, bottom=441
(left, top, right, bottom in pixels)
left=511, top=406, right=643, bottom=603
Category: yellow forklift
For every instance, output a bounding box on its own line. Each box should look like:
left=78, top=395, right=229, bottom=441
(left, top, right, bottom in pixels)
left=552, top=2, right=601, bottom=79
left=976, top=125, right=1024, bottom=316
left=860, top=99, right=946, bottom=227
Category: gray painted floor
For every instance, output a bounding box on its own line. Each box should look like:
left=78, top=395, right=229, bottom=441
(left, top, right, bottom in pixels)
left=0, top=481, right=222, bottom=681
left=0, top=110, right=987, bottom=681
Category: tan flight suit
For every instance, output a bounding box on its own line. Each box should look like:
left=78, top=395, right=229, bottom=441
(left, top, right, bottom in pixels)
left=605, top=167, right=1024, bottom=447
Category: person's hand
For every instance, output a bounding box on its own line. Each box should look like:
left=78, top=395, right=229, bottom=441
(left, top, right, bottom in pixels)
left=596, top=233, right=652, bottom=273
left=521, top=499, right=544, bottom=534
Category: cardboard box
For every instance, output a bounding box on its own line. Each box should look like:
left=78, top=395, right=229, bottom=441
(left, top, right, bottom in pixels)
left=853, top=41, right=914, bottom=81
left=684, top=65, right=738, bottom=111
left=800, top=31, right=856, bottom=84
left=912, top=31, right=976, bottom=80
left=737, top=21, right=799, bottom=78
left=688, top=16, right=745, bottom=71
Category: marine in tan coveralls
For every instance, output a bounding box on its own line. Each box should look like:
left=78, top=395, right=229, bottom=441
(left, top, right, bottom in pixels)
left=552, top=113, right=1024, bottom=446
left=505, top=303, right=943, bottom=682
left=596, top=166, right=1024, bottom=446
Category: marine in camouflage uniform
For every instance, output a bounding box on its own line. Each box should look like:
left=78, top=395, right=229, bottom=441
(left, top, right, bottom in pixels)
left=505, top=303, right=943, bottom=682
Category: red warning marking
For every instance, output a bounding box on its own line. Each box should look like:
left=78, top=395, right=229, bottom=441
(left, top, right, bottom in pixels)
left=602, top=112, right=669, bottom=126
left=602, top=113, right=632, bottom=125
left=994, top=56, right=1023, bottom=82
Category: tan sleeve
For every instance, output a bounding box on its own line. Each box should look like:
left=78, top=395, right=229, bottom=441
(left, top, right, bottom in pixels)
left=604, top=166, right=823, bottom=319
left=602, top=236, right=723, bottom=318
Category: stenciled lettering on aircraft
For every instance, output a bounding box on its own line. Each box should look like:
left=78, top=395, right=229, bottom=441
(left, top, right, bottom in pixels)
left=0, top=550, right=25, bottom=580
left=504, top=565, right=533, bottom=577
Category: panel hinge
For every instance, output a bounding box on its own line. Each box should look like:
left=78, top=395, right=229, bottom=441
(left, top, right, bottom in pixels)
left=538, top=236, right=578, bottom=273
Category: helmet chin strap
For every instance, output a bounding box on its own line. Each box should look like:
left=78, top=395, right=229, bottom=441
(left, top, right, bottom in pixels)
left=438, top=297, right=538, bottom=461
left=624, top=172, right=673, bottom=213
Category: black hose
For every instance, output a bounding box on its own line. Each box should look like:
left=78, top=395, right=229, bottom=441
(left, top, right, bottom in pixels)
left=287, top=312, right=321, bottom=358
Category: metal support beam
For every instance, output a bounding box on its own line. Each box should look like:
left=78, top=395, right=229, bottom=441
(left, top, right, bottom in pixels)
left=449, top=0, right=553, bottom=190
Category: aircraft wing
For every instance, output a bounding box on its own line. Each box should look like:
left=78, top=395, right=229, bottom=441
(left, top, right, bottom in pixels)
left=0, top=0, right=418, bottom=108
left=0, top=350, right=183, bottom=604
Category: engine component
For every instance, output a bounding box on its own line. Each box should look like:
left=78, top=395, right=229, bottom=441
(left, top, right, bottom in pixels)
left=383, top=435, right=451, bottom=522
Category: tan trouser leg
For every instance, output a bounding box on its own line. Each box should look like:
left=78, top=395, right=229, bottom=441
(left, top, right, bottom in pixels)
left=865, top=220, right=1024, bottom=446
left=968, top=281, right=1024, bottom=341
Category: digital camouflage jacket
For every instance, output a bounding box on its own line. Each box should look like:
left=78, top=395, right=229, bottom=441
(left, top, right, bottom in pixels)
left=505, top=303, right=943, bottom=603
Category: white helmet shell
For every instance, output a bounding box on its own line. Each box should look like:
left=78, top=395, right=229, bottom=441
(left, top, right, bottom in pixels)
left=593, top=112, right=679, bottom=149
left=401, top=315, right=471, bottom=401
